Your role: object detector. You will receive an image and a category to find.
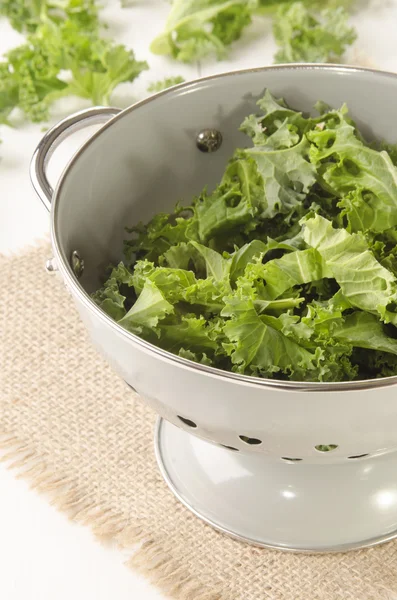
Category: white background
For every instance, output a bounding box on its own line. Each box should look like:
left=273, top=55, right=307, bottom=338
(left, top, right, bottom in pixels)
left=1, top=1, right=397, bottom=598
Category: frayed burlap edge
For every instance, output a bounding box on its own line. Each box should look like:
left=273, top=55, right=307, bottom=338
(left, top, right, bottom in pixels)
left=0, top=431, right=222, bottom=600
left=0, top=241, right=223, bottom=600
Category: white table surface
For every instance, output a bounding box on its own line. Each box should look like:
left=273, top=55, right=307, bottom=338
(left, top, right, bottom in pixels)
left=1, top=1, right=397, bottom=598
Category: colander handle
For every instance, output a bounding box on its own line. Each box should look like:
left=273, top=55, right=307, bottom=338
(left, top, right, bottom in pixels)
left=30, top=106, right=121, bottom=212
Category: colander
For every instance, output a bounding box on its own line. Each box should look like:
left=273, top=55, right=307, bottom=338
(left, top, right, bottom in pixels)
left=31, top=64, right=397, bottom=553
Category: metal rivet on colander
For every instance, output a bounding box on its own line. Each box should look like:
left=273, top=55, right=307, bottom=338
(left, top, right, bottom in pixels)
left=196, top=128, right=223, bottom=153
left=71, top=250, right=84, bottom=279
left=45, top=257, right=58, bottom=274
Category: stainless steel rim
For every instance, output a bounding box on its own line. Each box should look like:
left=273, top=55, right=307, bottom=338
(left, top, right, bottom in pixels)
left=154, top=417, right=397, bottom=554
left=50, top=64, right=397, bottom=392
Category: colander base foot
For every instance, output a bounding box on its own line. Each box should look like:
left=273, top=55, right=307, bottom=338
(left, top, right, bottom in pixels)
left=155, top=418, right=397, bottom=552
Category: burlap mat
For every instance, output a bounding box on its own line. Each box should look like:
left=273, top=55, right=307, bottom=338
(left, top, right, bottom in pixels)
left=1, top=243, right=397, bottom=600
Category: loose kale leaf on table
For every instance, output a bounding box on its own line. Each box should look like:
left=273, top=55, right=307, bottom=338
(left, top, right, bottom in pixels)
left=0, top=0, right=147, bottom=123
left=150, top=0, right=258, bottom=62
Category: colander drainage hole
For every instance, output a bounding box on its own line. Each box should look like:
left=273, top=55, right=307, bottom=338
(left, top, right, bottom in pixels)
left=281, top=457, right=303, bottom=463
left=315, top=444, right=338, bottom=452
left=220, top=445, right=239, bottom=452
left=177, top=416, right=197, bottom=428
left=239, top=435, right=262, bottom=445
left=347, top=454, right=369, bottom=459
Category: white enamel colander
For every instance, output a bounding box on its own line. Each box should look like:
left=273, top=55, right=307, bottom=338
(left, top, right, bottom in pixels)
left=31, top=64, right=397, bottom=552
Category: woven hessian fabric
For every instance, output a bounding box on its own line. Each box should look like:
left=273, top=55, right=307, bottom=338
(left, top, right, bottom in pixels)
left=1, top=243, right=397, bottom=600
